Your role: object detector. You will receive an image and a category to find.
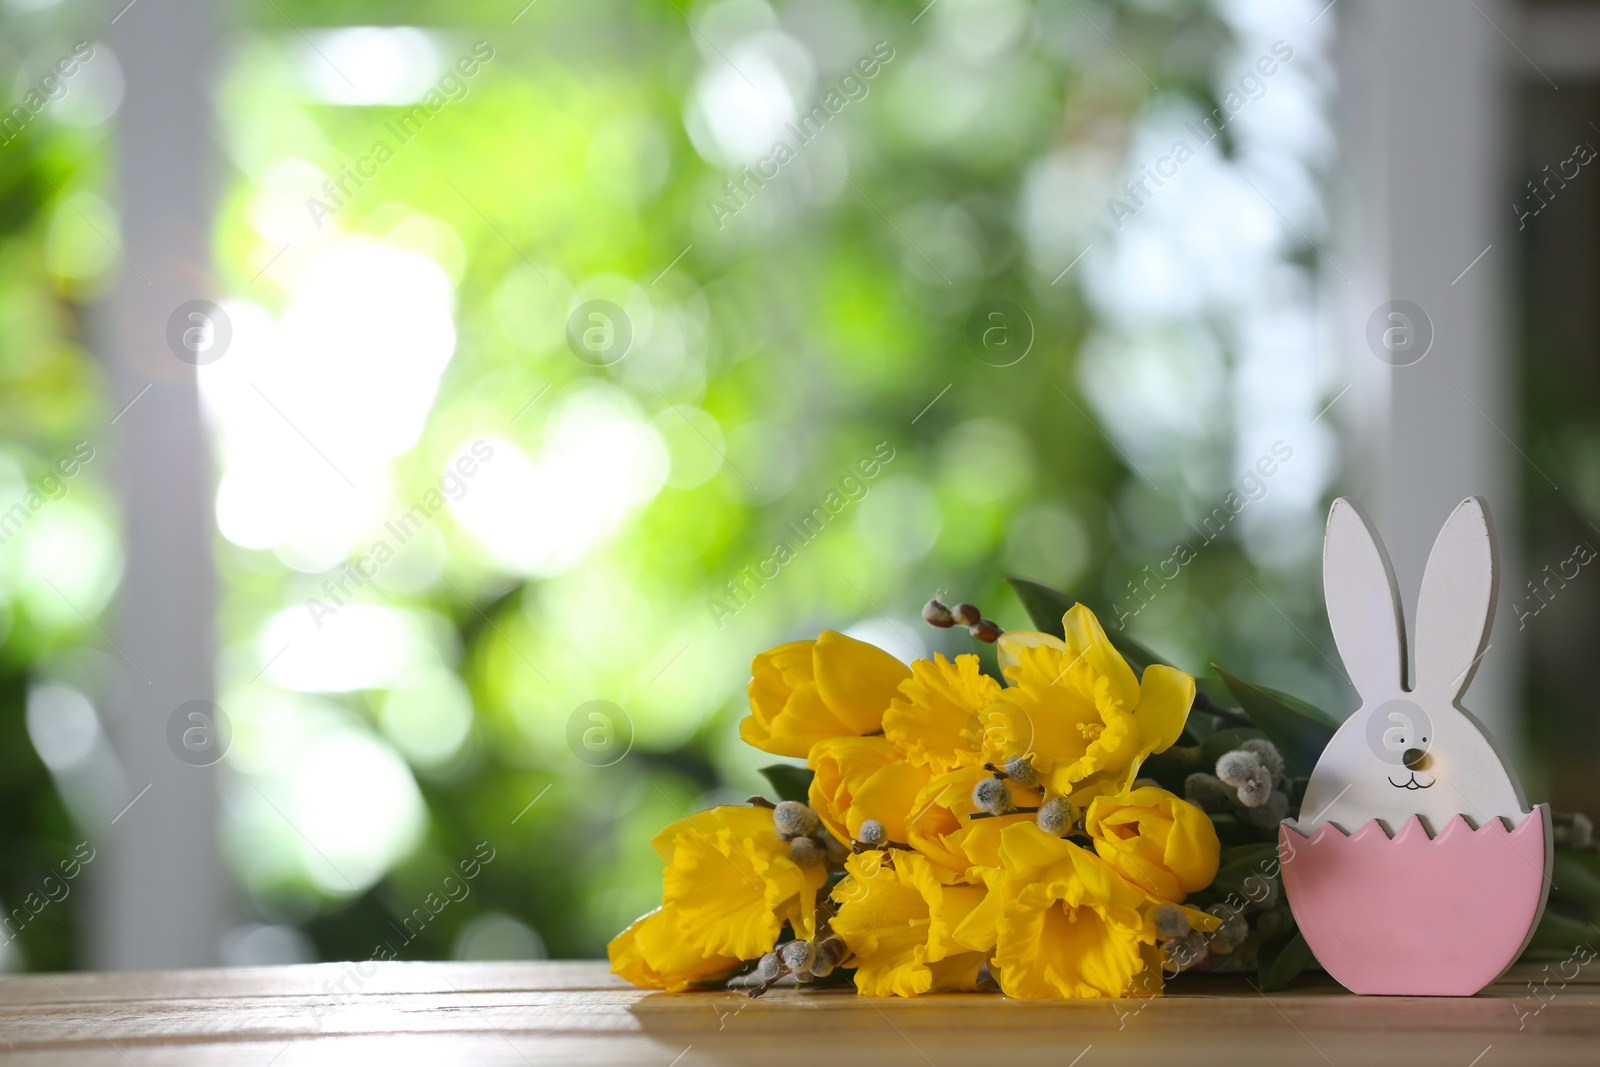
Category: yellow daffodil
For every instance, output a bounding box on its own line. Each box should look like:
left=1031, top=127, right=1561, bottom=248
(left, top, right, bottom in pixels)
left=808, top=736, right=932, bottom=847
left=829, top=849, right=988, bottom=996
left=623, top=806, right=826, bottom=972
left=742, top=631, right=911, bottom=758
left=996, top=604, right=1193, bottom=796
left=607, top=908, right=742, bottom=992
left=1085, top=786, right=1220, bottom=902
left=954, top=823, right=1209, bottom=1000
left=881, top=654, right=1004, bottom=773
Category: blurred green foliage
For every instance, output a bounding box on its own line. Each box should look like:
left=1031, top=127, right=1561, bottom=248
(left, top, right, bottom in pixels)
left=0, top=11, right=119, bottom=971
left=1, top=0, right=1345, bottom=968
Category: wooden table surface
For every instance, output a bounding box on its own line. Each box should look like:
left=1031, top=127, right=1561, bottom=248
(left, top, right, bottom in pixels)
left=0, top=960, right=1593, bottom=1065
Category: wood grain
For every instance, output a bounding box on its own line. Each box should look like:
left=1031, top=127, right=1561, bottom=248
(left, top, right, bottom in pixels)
left=0, top=961, right=1592, bottom=1065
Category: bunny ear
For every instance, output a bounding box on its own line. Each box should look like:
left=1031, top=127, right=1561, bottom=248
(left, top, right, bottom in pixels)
left=1323, top=498, right=1407, bottom=700
left=1414, top=497, right=1497, bottom=700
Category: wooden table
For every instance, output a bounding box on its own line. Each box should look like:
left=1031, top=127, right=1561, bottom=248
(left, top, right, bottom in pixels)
left=0, top=961, right=1593, bottom=1065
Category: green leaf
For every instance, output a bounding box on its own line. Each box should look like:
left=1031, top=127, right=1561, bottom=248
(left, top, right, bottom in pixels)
left=1212, top=666, right=1338, bottom=778
left=758, top=764, right=814, bottom=804
left=1253, top=682, right=1341, bottom=726
left=1006, top=577, right=1078, bottom=638
left=1258, top=931, right=1316, bottom=991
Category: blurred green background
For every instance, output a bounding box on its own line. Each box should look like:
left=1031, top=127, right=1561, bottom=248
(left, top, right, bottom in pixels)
left=0, top=0, right=1353, bottom=968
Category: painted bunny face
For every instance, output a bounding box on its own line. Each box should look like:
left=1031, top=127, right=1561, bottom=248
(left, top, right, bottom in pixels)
left=1293, top=498, right=1533, bottom=835
left=1361, top=698, right=1435, bottom=790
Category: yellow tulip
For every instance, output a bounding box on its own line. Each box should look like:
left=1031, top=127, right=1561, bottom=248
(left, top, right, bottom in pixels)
left=741, top=631, right=911, bottom=758
left=1085, top=786, right=1220, bottom=902
left=829, top=849, right=987, bottom=997
left=807, top=736, right=932, bottom=847
left=995, top=604, right=1193, bottom=796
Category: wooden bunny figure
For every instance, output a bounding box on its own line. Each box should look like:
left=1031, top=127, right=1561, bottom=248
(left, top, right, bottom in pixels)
left=1279, top=497, right=1551, bottom=995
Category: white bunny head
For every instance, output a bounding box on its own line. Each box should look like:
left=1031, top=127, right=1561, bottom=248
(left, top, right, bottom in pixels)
left=1293, top=497, right=1533, bottom=835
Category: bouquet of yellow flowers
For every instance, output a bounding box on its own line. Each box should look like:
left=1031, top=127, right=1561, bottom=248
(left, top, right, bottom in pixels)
left=609, top=583, right=1248, bottom=999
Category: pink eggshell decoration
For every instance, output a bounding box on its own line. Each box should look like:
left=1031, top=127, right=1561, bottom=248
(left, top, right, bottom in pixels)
left=1279, top=809, right=1550, bottom=996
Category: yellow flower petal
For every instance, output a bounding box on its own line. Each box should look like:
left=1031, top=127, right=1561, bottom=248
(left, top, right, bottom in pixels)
left=741, top=633, right=909, bottom=758
left=883, top=654, right=1003, bottom=772
left=993, top=885, right=1149, bottom=999
left=742, top=680, right=855, bottom=759
left=850, top=759, right=934, bottom=845
left=831, top=850, right=987, bottom=997
left=814, top=630, right=913, bottom=735
left=950, top=864, right=1007, bottom=954
left=1085, top=786, right=1220, bottom=902
left=980, top=822, right=1167, bottom=999
left=904, top=766, right=1033, bottom=880
left=808, top=736, right=898, bottom=844
left=656, top=806, right=826, bottom=958
left=747, top=641, right=814, bottom=725
left=1001, top=641, right=1138, bottom=794
left=607, top=908, right=742, bottom=992
left=995, top=629, right=1067, bottom=681
left=925, top=952, right=987, bottom=992
left=806, top=737, right=932, bottom=848
left=998, top=604, right=1199, bottom=798
left=1132, top=664, right=1194, bottom=759
left=1061, top=603, right=1139, bottom=709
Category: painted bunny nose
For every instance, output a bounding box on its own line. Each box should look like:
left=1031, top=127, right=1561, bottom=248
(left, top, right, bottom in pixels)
left=1403, top=747, right=1429, bottom=771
